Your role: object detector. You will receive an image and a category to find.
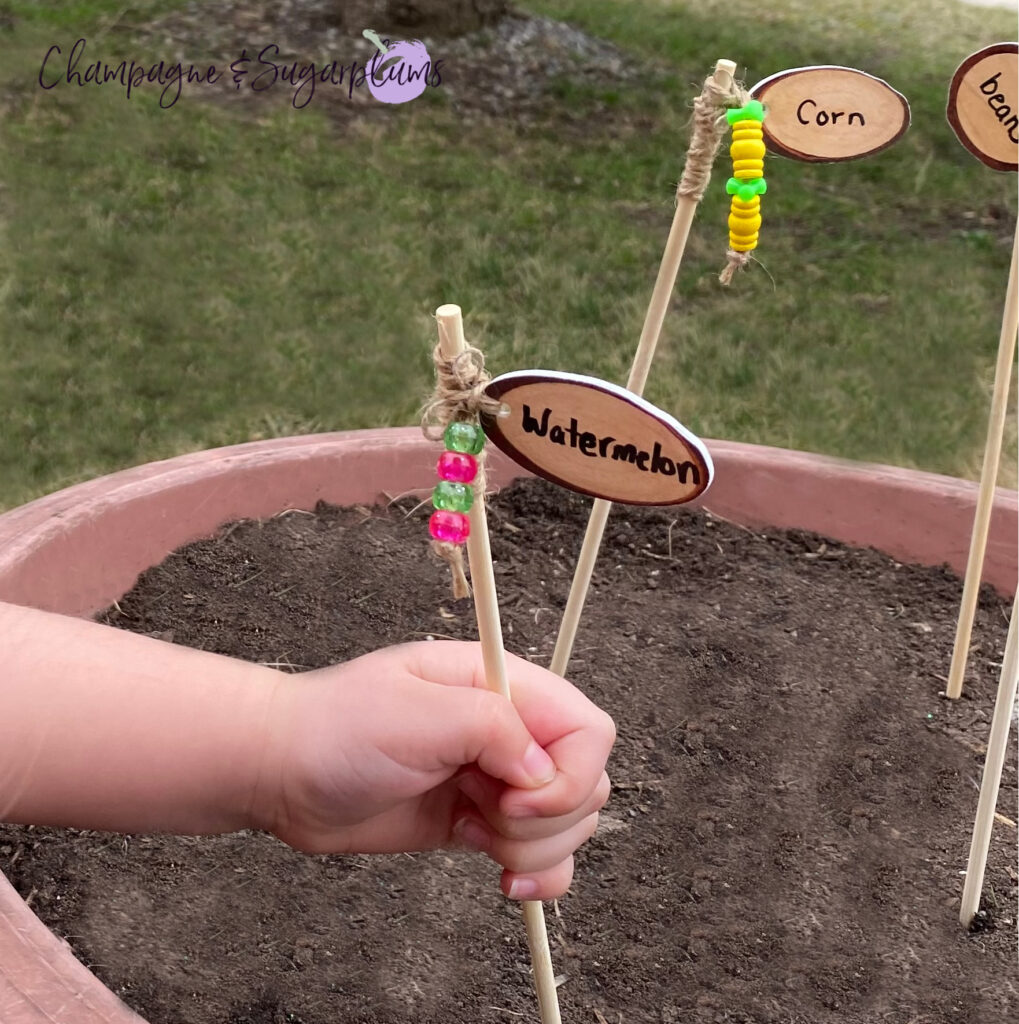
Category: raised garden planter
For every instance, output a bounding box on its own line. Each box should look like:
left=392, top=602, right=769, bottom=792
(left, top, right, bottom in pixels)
left=0, top=428, right=1015, bottom=1024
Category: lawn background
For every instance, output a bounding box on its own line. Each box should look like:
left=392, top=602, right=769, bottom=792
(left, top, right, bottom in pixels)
left=0, top=0, right=1016, bottom=511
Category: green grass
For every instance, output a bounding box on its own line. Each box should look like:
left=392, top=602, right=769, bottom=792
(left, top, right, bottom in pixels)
left=0, top=0, right=1016, bottom=509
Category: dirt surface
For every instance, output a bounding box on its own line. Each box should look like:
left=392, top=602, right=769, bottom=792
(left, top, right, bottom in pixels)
left=2, top=477, right=1017, bottom=1023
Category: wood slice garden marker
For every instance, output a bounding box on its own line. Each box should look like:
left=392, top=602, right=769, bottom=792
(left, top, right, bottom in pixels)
left=750, top=65, right=910, bottom=163
left=481, top=370, right=712, bottom=506
left=429, top=304, right=562, bottom=1024
left=945, top=44, right=1019, bottom=707
left=946, top=42, right=1019, bottom=173
left=549, top=57, right=741, bottom=677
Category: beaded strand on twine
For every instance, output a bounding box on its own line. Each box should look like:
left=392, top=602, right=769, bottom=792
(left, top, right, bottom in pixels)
left=421, top=324, right=503, bottom=599
left=664, top=64, right=756, bottom=284
left=719, top=98, right=767, bottom=286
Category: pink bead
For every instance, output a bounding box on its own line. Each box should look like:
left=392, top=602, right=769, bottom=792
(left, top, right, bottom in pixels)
left=429, top=509, right=470, bottom=544
left=437, top=450, right=478, bottom=484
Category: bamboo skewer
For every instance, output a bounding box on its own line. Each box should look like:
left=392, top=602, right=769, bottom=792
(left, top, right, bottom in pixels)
left=959, top=593, right=1018, bottom=926
left=434, top=303, right=561, bottom=1024
left=550, top=58, right=738, bottom=677
left=945, top=221, right=1018, bottom=700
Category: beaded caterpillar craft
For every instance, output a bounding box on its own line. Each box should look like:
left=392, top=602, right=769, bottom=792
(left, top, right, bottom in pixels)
left=725, top=99, right=767, bottom=254
left=428, top=421, right=486, bottom=545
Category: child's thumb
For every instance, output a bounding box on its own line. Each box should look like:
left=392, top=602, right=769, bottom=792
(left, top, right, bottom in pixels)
left=429, top=685, right=556, bottom=789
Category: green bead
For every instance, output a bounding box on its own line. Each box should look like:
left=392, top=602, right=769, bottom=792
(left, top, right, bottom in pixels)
left=432, top=480, right=474, bottom=513
left=444, top=421, right=485, bottom=455
left=731, top=177, right=766, bottom=201
left=726, top=100, right=765, bottom=125
left=728, top=176, right=766, bottom=201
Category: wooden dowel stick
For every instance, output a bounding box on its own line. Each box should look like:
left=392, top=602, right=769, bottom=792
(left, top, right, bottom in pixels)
left=946, top=222, right=1018, bottom=700
left=434, top=303, right=561, bottom=1024
left=550, top=499, right=611, bottom=676
left=550, top=59, right=736, bottom=676
left=959, top=593, right=1018, bottom=927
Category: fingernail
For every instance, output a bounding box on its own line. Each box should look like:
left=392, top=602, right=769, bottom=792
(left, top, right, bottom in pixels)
left=522, top=742, right=556, bottom=786
left=452, top=816, right=490, bottom=853
left=508, top=877, right=539, bottom=900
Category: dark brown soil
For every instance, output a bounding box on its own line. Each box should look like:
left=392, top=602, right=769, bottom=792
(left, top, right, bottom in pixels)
left=2, top=478, right=1016, bottom=1024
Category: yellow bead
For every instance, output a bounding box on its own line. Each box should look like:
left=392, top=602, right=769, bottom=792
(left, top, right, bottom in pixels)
left=730, top=139, right=766, bottom=161
left=734, top=165, right=763, bottom=179
left=729, top=211, right=762, bottom=234
left=727, top=113, right=765, bottom=256
left=732, top=132, right=762, bottom=147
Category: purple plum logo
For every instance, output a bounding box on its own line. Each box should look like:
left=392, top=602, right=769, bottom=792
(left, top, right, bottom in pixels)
left=362, top=29, right=431, bottom=104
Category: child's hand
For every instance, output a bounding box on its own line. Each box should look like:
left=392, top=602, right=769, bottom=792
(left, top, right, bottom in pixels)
left=255, top=641, right=615, bottom=901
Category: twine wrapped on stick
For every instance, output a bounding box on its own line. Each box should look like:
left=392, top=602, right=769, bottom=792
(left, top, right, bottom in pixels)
left=676, top=69, right=751, bottom=204
left=421, top=324, right=504, bottom=599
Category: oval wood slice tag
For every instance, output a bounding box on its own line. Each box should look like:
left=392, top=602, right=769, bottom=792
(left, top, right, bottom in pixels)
left=947, top=43, right=1018, bottom=172
left=751, top=66, right=910, bottom=162
left=480, top=371, right=713, bottom=506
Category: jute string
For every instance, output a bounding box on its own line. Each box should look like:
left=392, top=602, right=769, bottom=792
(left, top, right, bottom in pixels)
left=718, top=248, right=751, bottom=285
left=676, top=72, right=750, bottom=202
left=421, top=327, right=503, bottom=599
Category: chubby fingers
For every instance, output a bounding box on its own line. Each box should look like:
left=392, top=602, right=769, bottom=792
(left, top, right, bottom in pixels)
left=405, top=641, right=616, bottom=799
left=456, top=765, right=614, bottom=901
left=457, top=768, right=611, bottom=842
left=404, top=639, right=616, bottom=900
left=451, top=768, right=610, bottom=901
left=502, top=857, right=575, bottom=902
left=453, top=806, right=598, bottom=872
left=457, top=814, right=596, bottom=901
left=500, top=651, right=616, bottom=822
left=453, top=796, right=596, bottom=901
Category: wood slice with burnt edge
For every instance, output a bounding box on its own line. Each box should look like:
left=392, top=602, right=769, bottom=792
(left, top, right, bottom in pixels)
left=751, top=66, right=910, bottom=163
left=480, top=371, right=712, bottom=506
left=947, top=43, right=1019, bottom=173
